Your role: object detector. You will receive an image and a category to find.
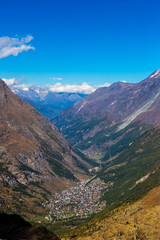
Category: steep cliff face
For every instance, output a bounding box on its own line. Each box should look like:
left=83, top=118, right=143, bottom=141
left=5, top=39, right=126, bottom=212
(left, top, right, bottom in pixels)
left=0, top=79, right=93, bottom=217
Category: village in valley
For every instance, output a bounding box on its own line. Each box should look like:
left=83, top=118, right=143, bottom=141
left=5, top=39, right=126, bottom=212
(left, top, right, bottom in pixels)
left=47, top=178, right=112, bottom=221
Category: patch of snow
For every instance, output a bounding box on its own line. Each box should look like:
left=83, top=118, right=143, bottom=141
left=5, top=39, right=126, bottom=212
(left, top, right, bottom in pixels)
left=120, top=80, right=127, bottom=83
left=22, top=87, right=29, bottom=91
left=150, top=69, right=160, bottom=78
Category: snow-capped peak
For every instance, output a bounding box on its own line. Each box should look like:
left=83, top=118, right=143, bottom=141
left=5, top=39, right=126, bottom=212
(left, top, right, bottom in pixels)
left=150, top=69, right=160, bottom=78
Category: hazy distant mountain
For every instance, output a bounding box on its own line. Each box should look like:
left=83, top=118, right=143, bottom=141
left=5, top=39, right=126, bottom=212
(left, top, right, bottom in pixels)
left=10, top=85, right=87, bottom=119
left=0, top=79, right=95, bottom=218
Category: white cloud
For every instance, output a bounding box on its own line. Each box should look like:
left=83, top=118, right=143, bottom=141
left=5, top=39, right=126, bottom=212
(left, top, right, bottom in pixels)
left=13, top=83, right=31, bottom=90
left=2, top=77, right=31, bottom=91
left=3, top=77, right=110, bottom=94
left=2, top=76, right=26, bottom=86
left=0, top=35, right=35, bottom=59
left=2, top=78, right=17, bottom=86
left=97, top=82, right=111, bottom=88
left=120, top=80, right=127, bottom=83
left=49, top=82, right=96, bottom=94
left=50, top=77, right=63, bottom=81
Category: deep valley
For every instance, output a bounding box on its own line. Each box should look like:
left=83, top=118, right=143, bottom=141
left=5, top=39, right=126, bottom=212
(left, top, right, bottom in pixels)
left=2, top=70, right=160, bottom=239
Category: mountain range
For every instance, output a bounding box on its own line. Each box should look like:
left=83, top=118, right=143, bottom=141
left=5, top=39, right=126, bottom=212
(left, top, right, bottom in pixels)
left=54, top=70, right=160, bottom=160
left=10, top=85, right=87, bottom=120
left=2, top=70, right=160, bottom=239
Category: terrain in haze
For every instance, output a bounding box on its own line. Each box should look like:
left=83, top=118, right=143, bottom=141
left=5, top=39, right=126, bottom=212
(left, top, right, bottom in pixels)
left=10, top=84, right=87, bottom=120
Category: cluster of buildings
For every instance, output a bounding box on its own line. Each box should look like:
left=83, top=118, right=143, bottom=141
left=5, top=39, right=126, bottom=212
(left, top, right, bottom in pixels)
left=47, top=178, right=109, bottom=220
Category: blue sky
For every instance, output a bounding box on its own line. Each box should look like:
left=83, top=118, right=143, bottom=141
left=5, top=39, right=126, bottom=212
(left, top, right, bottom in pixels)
left=1, top=0, right=160, bottom=90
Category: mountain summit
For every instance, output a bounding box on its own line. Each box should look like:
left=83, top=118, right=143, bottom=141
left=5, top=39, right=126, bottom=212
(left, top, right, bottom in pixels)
left=149, top=69, right=160, bottom=78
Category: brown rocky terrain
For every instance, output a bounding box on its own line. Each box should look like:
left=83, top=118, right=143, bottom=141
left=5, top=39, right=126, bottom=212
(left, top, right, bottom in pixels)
left=0, top=79, right=94, bottom=218
left=65, top=186, right=160, bottom=240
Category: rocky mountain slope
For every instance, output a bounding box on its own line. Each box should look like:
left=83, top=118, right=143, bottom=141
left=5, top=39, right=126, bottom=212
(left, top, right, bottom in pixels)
left=54, top=70, right=160, bottom=160
left=0, top=79, right=95, bottom=218
left=51, top=70, right=160, bottom=239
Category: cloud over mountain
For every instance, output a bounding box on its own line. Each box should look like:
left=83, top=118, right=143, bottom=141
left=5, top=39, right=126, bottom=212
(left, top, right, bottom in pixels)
left=2, top=78, right=17, bottom=86
left=0, top=35, right=35, bottom=59
left=3, top=77, right=110, bottom=94
left=49, top=82, right=96, bottom=94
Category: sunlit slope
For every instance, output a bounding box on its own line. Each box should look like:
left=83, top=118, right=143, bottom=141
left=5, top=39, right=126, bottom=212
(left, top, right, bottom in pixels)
left=54, top=70, right=160, bottom=160
left=70, top=186, right=160, bottom=240
left=0, top=79, right=95, bottom=218
left=59, top=125, right=160, bottom=239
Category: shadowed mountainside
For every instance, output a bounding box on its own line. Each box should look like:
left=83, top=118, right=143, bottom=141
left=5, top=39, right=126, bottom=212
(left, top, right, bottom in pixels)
left=0, top=213, right=60, bottom=240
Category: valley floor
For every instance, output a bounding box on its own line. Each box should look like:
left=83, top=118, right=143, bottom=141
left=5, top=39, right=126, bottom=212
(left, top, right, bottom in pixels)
left=46, top=178, right=109, bottom=221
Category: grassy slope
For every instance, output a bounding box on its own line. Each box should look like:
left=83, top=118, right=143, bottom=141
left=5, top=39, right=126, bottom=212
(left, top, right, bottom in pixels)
left=99, top=127, right=160, bottom=205
left=48, top=126, right=160, bottom=238
left=71, top=186, right=160, bottom=240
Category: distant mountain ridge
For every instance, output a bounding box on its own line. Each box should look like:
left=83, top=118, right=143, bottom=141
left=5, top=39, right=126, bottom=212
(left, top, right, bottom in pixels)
left=10, top=85, right=87, bottom=119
